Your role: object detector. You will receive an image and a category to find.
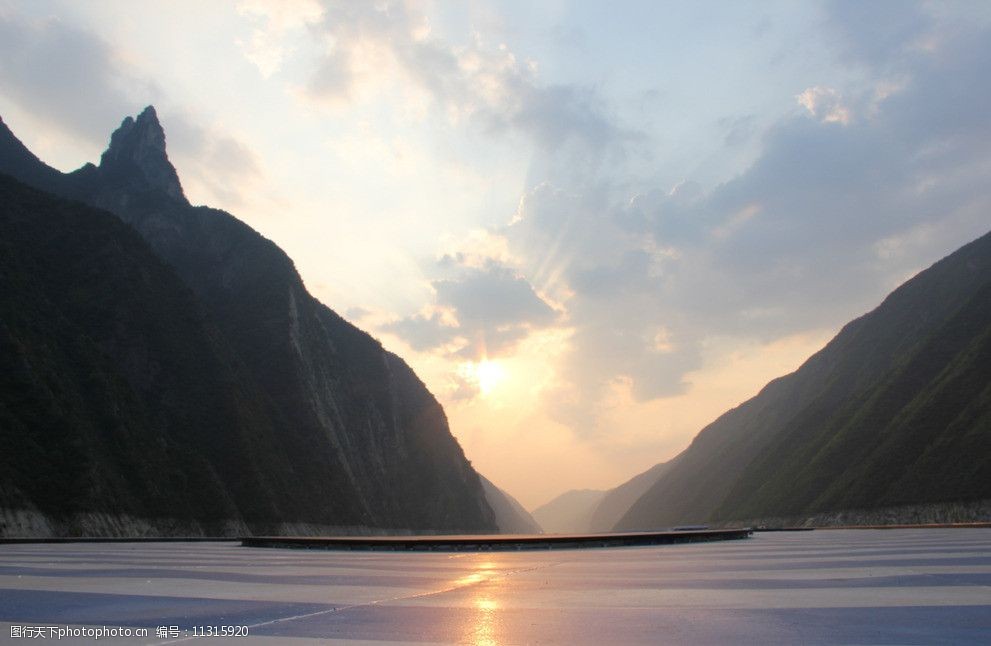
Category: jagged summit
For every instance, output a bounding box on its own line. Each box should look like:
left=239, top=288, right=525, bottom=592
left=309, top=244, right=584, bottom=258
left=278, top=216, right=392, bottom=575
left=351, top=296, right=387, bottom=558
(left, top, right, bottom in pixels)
left=0, top=109, right=501, bottom=536
left=99, top=105, right=187, bottom=204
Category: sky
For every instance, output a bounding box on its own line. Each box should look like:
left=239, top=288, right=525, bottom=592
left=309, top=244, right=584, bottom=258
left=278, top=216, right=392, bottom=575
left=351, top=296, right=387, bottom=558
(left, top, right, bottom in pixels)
left=2, top=0, right=990, bottom=509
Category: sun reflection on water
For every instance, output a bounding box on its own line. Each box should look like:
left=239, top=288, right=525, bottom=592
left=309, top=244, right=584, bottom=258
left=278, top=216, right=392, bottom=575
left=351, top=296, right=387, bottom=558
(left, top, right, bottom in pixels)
left=455, top=559, right=502, bottom=645
left=467, top=596, right=500, bottom=645
left=455, top=572, right=486, bottom=586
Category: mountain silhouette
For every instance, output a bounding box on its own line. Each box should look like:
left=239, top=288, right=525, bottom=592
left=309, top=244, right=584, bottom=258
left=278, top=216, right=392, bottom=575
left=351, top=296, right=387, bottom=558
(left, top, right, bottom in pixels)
left=0, top=108, right=500, bottom=536
left=617, top=231, right=991, bottom=529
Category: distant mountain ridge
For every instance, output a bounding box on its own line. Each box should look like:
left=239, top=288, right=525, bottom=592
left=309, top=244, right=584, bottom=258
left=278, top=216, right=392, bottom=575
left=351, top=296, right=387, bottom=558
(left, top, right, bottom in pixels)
left=617, top=230, right=991, bottom=530
left=531, top=489, right=605, bottom=534
left=587, top=459, right=677, bottom=532
left=0, top=108, right=500, bottom=536
left=523, top=459, right=676, bottom=535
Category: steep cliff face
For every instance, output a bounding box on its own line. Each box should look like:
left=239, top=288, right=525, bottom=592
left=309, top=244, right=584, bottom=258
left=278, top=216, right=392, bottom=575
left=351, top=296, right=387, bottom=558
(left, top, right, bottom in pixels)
left=0, top=108, right=497, bottom=535
left=96, top=107, right=187, bottom=204
left=617, top=231, right=991, bottom=530
left=0, top=175, right=272, bottom=535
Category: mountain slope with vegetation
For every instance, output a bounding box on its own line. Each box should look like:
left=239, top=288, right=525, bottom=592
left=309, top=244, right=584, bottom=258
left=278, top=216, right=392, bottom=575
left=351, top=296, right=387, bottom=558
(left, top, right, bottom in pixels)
left=0, top=175, right=282, bottom=535
left=618, top=231, right=991, bottom=529
left=0, top=109, right=499, bottom=536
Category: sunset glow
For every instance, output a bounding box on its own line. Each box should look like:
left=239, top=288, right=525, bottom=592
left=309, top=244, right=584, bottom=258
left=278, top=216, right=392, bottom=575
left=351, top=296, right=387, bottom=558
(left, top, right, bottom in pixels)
left=3, top=1, right=989, bottom=510
left=462, top=359, right=505, bottom=397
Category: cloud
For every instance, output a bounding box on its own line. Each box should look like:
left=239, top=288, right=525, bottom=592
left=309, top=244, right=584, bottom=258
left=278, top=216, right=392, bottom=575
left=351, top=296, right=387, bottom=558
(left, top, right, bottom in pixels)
left=235, top=0, right=324, bottom=78
left=0, top=8, right=266, bottom=211
left=823, top=0, right=932, bottom=70
left=434, top=263, right=556, bottom=331
left=303, top=0, right=637, bottom=156
left=207, top=135, right=261, bottom=180
left=384, top=259, right=559, bottom=361
left=232, top=2, right=991, bottom=438
left=471, top=5, right=991, bottom=437
left=344, top=305, right=371, bottom=321
left=0, top=13, right=146, bottom=144
left=384, top=311, right=460, bottom=353
left=499, top=182, right=704, bottom=434
left=165, top=112, right=263, bottom=207
left=669, top=25, right=990, bottom=342
left=719, top=114, right=758, bottom=147
left=796, top=86, right=852, bottom=124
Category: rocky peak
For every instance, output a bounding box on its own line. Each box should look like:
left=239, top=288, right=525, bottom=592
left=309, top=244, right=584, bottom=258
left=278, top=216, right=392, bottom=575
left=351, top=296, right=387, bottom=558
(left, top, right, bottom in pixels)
left=99, top=106, right=187, bottom=204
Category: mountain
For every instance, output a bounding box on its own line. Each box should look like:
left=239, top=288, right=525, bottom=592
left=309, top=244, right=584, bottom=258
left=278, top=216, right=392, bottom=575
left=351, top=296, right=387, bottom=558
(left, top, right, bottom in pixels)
left=617, top=231, right=991, bottom=530
left=531, top=489, right=605, bottom=534
left=586, top=459, right=677, bottom=533
left=479, top=475, right=542, bottom=534
left=526, top=458, right=676, bottom=535
left=0, top=174, right=282, bottom=536
left=0, top=108, right=498, bottom=536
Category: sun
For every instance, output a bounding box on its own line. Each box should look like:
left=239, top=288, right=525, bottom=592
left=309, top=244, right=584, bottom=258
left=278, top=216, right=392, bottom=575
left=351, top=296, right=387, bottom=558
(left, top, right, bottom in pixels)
left=474, top=359, right=505, bottom=396
left=456, top=358, right=507, bottom=397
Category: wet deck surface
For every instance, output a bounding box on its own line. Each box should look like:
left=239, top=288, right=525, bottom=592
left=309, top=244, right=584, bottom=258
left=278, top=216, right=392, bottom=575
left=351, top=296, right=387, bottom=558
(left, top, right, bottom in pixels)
left=1, top=529, right=989, bottom=644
